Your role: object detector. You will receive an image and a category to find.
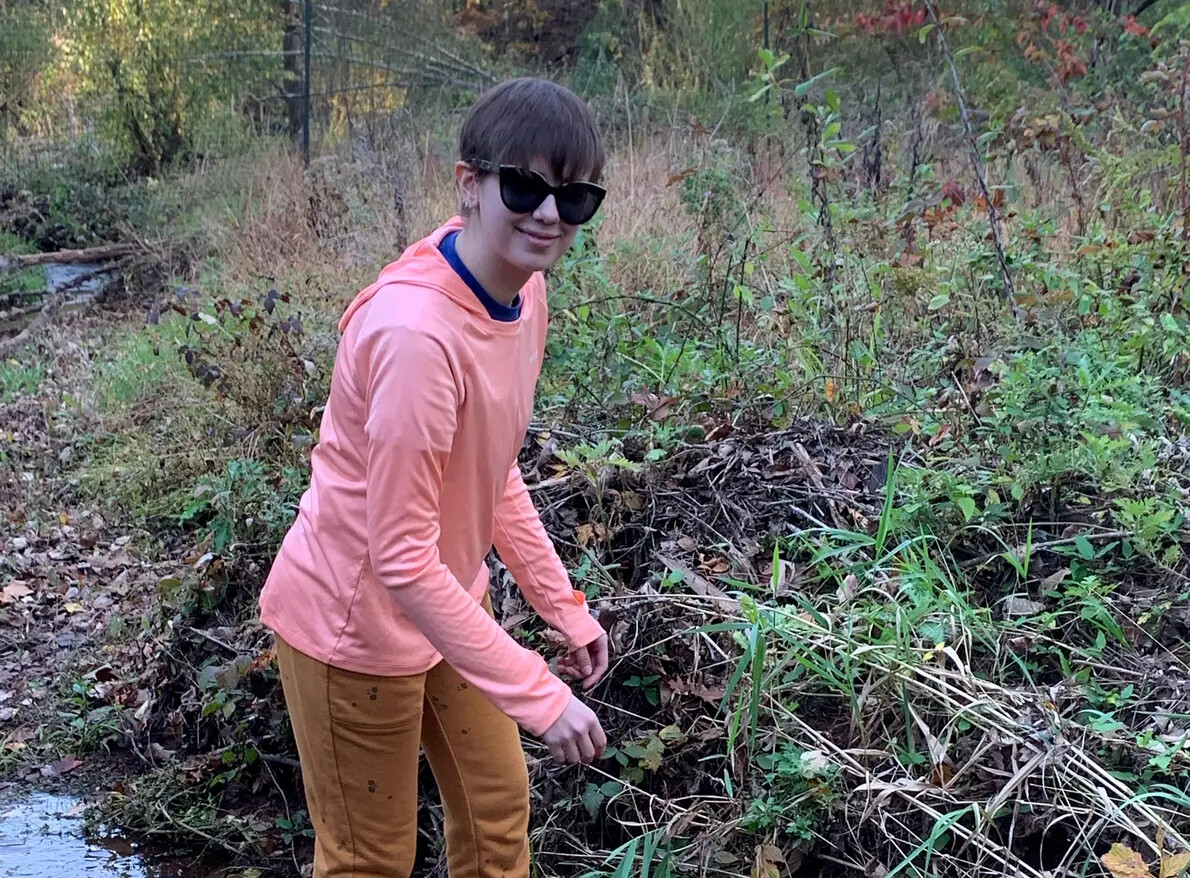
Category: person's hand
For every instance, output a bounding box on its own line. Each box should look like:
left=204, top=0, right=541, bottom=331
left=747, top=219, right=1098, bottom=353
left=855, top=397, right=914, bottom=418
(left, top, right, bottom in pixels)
left=558, top=633, right=610, bottom=691
left=542, top=695, right=606, bottom=765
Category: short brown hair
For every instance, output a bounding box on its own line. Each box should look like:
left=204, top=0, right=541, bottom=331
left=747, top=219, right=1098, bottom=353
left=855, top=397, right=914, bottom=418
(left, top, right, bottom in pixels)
left=459, top=77, right=605, bottom=184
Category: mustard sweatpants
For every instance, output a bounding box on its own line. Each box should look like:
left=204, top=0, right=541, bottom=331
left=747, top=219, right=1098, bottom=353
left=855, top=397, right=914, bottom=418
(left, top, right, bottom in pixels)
left=276, top=598, right=531, bottom=877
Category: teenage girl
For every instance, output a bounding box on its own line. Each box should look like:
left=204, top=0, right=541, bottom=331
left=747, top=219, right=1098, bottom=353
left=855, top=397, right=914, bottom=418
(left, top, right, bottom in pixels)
left=259, top=78, right=611, bottom=877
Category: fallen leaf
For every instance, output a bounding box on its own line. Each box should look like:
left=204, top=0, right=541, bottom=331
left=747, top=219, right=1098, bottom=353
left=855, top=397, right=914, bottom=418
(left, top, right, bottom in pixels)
left=41, top=755, right=83, bottom=778
left=698, top=556, right=730, bottom=575
left=0, top=582, right=33, bottom=604
left=658, top=724, right=688, bottom=745
left=0, top=707, right=16, bottom=722
left=1162, top=853, right=1190, bottom=878
left=656, top=554, right=737, bottom=614
left=704, top=421, right=733, bottom=442
left=691, top=683, right=726, bottom=702
left=824, top=377, right=839, bottom=404
left=928, top=423, right=953, bottom=447
left=931, top=762, right=956, bottom=786
left=838, top=573, right=860, bottom=603
left=801, top=749, right=831, bottom=776
left=620, top=490, right=645, bottom=511
left=629, top=390, right=677, bottom=422
left=575, top=523, right=605, bottom=547
left=500, top=612, right=531, bottom=632
left=88, top=665, right=118, bottom=683
left=1102, top=843, right=1151, bottom=878
left=1004, top=596, right=1046, bottom=616
left=753, top=844, right=784, bottom=878
left=245, top=648, right=277, bottom=674
left=149, top=743, right=177, bottom=762
left=1041, top=568, right=1070, bottom=588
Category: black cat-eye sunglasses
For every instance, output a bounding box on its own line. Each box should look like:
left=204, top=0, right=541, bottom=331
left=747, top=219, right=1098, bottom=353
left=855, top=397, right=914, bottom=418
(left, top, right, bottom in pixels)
left=469, top=159, right=606, bottom=225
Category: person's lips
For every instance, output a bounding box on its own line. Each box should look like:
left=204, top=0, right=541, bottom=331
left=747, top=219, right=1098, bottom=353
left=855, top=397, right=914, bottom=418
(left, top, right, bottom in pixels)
left=518, top=227, right=560, bottom=246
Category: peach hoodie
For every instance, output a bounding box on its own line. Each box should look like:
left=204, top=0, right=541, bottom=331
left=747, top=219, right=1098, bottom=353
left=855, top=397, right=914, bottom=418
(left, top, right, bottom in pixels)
left=259, top=217, right=604, bottom=736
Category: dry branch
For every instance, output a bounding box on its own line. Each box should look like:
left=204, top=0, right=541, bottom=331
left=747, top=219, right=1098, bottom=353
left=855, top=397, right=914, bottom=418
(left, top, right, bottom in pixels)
left=0, top=242, right=138, bottom=276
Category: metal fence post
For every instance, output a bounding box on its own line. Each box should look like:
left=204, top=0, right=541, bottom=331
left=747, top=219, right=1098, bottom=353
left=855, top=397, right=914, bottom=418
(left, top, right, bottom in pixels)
left=764, top=0, right=770, bottom=104
left=303, top=0, right=312, bottom=166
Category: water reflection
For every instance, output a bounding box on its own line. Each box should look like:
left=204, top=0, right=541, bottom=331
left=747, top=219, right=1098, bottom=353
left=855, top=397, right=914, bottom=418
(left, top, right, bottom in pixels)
left=0, top=792, right=198, bottom=878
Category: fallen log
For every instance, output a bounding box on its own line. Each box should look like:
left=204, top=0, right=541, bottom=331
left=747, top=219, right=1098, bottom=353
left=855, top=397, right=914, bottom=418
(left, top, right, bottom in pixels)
left=0, top=243, right=138, bottom=277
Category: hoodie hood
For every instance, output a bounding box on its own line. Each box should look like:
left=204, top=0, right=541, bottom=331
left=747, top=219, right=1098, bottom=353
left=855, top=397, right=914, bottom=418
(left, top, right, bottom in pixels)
left=339, top=216, right=489, bottom=332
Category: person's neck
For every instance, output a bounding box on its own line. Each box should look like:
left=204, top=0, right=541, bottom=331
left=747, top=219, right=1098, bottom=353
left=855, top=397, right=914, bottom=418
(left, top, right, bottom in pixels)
left=454, top=226, right=529, bottom=306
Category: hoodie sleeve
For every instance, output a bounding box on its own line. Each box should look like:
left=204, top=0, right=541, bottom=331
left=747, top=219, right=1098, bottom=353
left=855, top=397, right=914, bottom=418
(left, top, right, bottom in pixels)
left=359, top=320, right=573, bottom=736
left=493, top=463, right=606, bottom=649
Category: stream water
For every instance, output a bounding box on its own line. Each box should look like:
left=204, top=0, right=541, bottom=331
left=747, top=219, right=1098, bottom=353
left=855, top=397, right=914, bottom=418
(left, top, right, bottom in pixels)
left=0, top=792, right=209, bottom=877
left=0, top=261, right=109, bottom=336
left=46, top=262, right=108, bottom=297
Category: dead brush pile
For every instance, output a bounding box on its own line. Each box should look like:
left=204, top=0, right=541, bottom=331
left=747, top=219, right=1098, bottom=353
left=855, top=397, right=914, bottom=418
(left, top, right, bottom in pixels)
left=95, top=413, right=1190, bottom=877
left=511, top=424, right=1190, bottom=877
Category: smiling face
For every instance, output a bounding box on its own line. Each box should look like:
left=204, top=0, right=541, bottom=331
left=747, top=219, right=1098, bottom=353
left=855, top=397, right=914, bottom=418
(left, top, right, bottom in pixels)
left=457, top=158, right=584, bottom=275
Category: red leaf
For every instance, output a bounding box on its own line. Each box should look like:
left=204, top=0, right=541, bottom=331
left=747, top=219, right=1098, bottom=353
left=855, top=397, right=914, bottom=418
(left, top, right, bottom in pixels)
left=1122, top=15, right=1148, bottom=36
left=941, top=180, right=966, bottom=206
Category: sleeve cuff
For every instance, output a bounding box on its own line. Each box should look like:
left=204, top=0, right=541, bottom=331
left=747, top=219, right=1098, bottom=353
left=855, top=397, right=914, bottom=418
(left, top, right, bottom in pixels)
left=522, top=679, right=574, bottom=737
left=558, top=594, right=606, bottom=649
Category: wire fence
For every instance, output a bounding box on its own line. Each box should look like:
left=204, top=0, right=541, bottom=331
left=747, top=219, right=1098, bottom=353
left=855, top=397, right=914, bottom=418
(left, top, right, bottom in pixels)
left=1, top=0, right=778, bottom=173
left=230, top=0, right=778, bottom=164
left=270, top=0, right=497, bottom=164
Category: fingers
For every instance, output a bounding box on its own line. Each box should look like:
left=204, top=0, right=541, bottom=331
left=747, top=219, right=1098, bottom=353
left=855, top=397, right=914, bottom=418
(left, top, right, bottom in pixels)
left=576, top=730, right=596, bottom=763
left=583, top=637, right=609, bottom=690
left=590, top=720, right=607, bottom=759
left=572, top=645, right=593, bottom=677
left=541, top=691, right=608, bottom=767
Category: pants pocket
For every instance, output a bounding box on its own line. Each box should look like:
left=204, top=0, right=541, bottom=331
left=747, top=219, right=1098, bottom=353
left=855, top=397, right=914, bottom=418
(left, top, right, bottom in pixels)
left=325, top=664, right=425, bottom=734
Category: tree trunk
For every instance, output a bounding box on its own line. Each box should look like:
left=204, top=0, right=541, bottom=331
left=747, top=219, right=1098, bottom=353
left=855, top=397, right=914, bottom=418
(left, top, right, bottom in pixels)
left=280, top=0, right=305, bottom=142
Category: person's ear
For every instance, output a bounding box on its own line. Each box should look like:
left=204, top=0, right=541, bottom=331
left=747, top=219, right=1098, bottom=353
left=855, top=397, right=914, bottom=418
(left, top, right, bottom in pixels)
left=455, top=161, right=480, bottom=215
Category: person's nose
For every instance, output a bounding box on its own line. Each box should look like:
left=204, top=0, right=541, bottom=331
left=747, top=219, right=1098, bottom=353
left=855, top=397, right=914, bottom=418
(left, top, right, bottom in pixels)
left=533, top=194, right=560, bottom=224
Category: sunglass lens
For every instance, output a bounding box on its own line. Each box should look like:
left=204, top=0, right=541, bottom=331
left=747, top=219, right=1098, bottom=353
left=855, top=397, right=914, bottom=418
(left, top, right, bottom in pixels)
left=499, top=168, right=548, bottom=215
left=557, top=184, right=605, bottom=225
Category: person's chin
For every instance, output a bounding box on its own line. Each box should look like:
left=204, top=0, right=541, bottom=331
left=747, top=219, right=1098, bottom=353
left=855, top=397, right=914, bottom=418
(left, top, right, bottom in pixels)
left=509, top=245, right=559, bottom=274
